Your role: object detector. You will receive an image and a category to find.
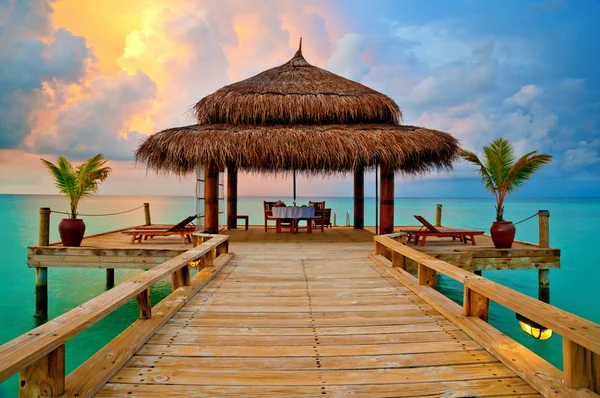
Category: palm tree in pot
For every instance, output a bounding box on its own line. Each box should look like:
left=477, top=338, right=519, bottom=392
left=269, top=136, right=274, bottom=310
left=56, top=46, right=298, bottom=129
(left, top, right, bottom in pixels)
left=459, top=138, right=552, bottom=248
left=41, top=153, right=112, bottom=247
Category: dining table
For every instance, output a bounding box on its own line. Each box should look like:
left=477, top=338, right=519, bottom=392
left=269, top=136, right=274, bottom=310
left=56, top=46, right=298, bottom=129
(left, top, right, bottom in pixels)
left=271, top=206, right=315, bottom=233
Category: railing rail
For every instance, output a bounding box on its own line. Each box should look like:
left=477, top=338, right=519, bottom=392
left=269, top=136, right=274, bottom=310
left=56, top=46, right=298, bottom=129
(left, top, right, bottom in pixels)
left=0, top=233, right=231, bottom=397
left=373, top=234, right=600, bottom=397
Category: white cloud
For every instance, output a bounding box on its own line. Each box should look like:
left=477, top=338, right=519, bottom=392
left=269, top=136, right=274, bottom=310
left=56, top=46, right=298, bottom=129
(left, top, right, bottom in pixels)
left=503, top=84, right=544, bottom=108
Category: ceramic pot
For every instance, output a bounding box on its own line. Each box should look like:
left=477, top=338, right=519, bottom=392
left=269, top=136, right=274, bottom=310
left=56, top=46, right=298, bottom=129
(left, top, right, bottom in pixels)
left=58, top=218, right=86, bottom=247
left=490, top=220, right=516, bottom=248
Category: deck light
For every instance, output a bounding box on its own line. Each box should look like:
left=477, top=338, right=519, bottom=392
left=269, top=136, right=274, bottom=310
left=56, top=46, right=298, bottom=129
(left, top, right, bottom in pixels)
left=189, top=260, right=201, bottom=268
left=516, top=313, right=553, bottom=340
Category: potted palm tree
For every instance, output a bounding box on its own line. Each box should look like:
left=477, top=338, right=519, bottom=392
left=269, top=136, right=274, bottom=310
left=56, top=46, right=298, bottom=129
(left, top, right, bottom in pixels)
left=459, top=138, right=552, bottom=248
left=41, top=153, right=112, bottom=247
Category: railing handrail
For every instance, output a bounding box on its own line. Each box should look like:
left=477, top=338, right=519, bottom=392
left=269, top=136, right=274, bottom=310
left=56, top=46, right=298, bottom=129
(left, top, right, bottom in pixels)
left=0, top=234, right=229, bottom=382
left=374, top=235, right=600, bottom=354
left=373, top=234, right=600, bottom=394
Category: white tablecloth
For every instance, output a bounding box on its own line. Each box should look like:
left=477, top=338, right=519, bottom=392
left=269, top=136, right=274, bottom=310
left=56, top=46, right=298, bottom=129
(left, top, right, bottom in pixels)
left=272, top=206, right=315, bottom=219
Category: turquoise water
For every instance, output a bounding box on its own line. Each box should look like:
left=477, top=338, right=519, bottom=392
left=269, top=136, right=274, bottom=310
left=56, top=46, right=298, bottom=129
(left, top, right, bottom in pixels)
left=1, top=194, right=599, bottom=396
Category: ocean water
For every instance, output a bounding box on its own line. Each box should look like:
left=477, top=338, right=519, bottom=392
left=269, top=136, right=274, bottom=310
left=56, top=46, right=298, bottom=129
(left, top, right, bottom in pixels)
left=1, top=194, right=599, bottom=396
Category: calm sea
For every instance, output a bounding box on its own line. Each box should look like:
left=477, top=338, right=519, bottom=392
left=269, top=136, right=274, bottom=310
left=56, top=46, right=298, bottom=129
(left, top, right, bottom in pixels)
left=1, top=194, right=599, bottom=396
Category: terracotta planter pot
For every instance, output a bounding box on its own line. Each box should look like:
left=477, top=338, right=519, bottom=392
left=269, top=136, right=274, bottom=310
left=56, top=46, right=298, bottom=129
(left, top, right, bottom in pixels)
left=490, top=221, right=516, bottom=248
left=58, top=218, right=86, bottom=247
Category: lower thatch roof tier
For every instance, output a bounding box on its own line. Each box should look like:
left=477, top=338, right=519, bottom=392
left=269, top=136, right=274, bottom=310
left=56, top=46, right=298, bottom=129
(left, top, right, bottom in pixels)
left=135, top=124, right=459, bottom=175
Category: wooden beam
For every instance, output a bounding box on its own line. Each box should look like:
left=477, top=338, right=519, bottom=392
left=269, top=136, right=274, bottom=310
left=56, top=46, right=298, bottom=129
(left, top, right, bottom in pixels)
left=538, top=210, right=550, bottom=303
left=35, top=207, right=50, bottom=320
left=353, top=167, right=364, bottom=229
left=464, top=286, right=489, bottom=322
left=379, top=163, right=394, bottom=235
left=19, top=345, right=64, bottom=398
left=204, top=162, right=219, bottom=234
left=135, top=289, right=151, bottom=319
left=563, top=338, right=600, bottom=393
left=226, top=165, right=238, bottom=229
left=391, top=251, right=405, bottom=270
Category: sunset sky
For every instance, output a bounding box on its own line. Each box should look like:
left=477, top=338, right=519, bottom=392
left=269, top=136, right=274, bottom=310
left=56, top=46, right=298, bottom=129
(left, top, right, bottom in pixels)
left=1, top=0, right=599, bottom=197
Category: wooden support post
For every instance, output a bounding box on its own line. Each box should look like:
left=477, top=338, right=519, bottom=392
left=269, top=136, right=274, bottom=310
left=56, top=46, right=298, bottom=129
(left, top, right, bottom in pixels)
left=205, top=162, right=219, bottom=234
left=435, top=204, right=442, bottom=227
left=35, top=207, right=50, bottom=320
left=391, top=251, right=405, bottom=270
left=19, top=344, right=65, bottom=397
left=227, top=165, right=238, bottom=229
left=417, top=263, right=436, bottom=289
left=463, top=286, right=489, bottom=322
left=353, top=167, right=364, bottom=229
left=135, top=288, right=152, bottom=319
left=106, top=268, right=115, bottom=288
left=143, top=202, right=151, bottom=225
left=538, top=210, right=550, bottom=303
left=563, top=338, right=600, bottom=392
left=172, top=265, right=191, bottom=290
left=379, top=163, right=395, bottom=235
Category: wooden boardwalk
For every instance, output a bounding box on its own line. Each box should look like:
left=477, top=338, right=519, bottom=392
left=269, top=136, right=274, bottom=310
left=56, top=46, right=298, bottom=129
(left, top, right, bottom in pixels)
left=97, top=239, right=540, bottom=397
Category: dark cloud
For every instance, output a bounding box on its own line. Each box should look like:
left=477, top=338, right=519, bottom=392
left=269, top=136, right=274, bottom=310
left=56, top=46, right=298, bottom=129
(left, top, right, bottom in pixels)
left=0, top=0, right=93, bottom=148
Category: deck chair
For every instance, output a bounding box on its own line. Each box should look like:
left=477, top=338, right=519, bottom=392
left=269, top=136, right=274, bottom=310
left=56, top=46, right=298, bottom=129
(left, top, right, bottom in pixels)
left=123, top=215, right=197, bottom=244
left=399, top=215, right=484, bottom=246
left=313, top=208, right=332, bottom=229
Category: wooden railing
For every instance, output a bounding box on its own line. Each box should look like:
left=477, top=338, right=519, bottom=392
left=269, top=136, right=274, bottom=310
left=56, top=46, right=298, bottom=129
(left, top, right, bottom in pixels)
left=372, top=234, right=600, bottom=398
left=0, top=234, right=232, bottom=398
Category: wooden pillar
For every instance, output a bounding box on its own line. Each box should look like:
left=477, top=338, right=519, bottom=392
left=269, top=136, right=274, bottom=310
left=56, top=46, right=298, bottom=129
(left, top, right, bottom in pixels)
left=435, top=204, right=442, bottom=227
left=106, top=269, right=115, bottom=288
left=227, top=165, right=238, bottom=229
left=538, top=210, right=550, bottom=303
left=19, top=345, right=65, bottom=397
left=563, top=338, right=600, bottom=392
left=143, top=202, right=151, bottom=225
left=35, top=208, right=50, bottom=320
left=464, top=286, right=489, bottom=322
left=379, top=163, right=395, bottom=235
left=353, top=167, right=364, bottom=229
left=135, top=289, right=151, bottom=319
left=204, top=162, right=219, bottom=234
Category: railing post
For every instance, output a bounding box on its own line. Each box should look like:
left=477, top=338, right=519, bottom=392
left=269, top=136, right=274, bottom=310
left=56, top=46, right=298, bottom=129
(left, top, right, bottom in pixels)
left=563, top=337, right=600, bottom=393
left=203, top=250, right=215, bottom=267
left=19, top=345, right=65, bottom=397
left=35, top=207, right=51, bottom=320
left=435, top=204, right=442, bottom=227
left=135, top=289, right=152, bottom=319
left=333, top=211, right=337, bottom=227
left=463, top=286, right=489, bottom=322
left=143, top=202, right=151, bottom=225
left=216, top=240, right=229, bottom=256
left=172, top=265, right=191, bottom=290
left=106, top=269, right=115, bottom=288
left=391, top=251, right=405, bottom=270
left=538, top=210, right=550, bottom=303
left=417, top=263, right=436, bottom=289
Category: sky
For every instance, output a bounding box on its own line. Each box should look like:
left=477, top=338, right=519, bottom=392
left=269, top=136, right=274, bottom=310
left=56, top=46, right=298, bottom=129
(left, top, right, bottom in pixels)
left=0, top=0, right=599, bottom=198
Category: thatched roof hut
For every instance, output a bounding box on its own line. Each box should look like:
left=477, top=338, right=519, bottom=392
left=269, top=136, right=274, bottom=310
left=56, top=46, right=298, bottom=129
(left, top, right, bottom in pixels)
left=135, top=43, right=458, bottom=175
left=134, top=40, right=459, bottom=233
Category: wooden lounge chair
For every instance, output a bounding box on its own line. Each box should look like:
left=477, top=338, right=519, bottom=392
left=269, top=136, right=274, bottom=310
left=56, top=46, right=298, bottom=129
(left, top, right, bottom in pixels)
left=123, top=215, right=197, bottom=244
left=400, top=215, right=484, bottom=246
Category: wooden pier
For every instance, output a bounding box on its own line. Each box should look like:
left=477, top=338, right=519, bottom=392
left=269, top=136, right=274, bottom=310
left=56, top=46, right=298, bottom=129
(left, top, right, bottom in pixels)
left=3, top=207, right=600, bottom=397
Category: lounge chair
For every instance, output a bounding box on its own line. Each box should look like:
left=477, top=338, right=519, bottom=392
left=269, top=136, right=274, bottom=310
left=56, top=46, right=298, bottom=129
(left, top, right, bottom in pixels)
left=399, top=215, right=484, bottom=246
left=123, top=215, right=196, bottom=244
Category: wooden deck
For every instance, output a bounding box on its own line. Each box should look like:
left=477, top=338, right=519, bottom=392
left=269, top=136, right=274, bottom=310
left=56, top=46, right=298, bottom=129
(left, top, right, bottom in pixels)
left=96, top=238, right=541, bottom=397
left=28, top=226, right=560, bottom=274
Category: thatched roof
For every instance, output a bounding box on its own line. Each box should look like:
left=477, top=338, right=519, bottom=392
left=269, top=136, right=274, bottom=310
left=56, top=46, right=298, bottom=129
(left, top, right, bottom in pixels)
left=135, top=40, right=459, bottom=175
left=136, top=124, right=458, bottom=175
left=193, top=43, right=401, bottom=125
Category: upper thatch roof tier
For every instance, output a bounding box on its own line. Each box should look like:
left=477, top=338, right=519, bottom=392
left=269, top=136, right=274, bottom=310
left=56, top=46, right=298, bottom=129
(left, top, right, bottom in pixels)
left=135, top=124, right=459, bottom=175
left=193, top=43, right=401, bottom=125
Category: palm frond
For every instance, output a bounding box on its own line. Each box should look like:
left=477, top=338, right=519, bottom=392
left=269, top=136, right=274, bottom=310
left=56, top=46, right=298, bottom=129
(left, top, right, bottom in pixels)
left=505, top=152, right=553, bottom=193
left=458, top=149, right=496, bottom=194
left=482, top=138, right=514, bottom=195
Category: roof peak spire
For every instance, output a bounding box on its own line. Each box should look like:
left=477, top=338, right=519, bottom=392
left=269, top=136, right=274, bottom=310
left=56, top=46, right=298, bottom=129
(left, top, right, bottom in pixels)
left=298, top=37, right=302, bottom=53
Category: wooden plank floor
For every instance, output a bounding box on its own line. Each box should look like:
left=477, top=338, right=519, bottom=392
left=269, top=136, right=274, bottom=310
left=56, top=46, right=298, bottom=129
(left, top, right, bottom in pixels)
left=97, top=240, right=541, bottom=397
